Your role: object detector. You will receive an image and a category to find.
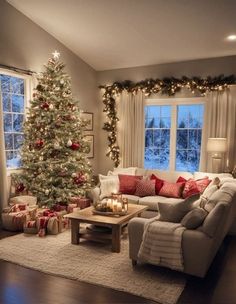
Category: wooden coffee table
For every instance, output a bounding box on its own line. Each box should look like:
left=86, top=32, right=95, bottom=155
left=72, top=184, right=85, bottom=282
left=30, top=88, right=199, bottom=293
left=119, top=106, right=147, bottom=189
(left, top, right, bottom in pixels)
left=64, top=204, right=148, bottom=253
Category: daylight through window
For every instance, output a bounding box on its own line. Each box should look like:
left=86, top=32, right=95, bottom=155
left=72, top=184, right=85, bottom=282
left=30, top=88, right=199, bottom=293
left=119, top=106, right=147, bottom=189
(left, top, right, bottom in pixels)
left=144, top=101, right=205, bottom=172
left=1, top=74, right=25, bottom=168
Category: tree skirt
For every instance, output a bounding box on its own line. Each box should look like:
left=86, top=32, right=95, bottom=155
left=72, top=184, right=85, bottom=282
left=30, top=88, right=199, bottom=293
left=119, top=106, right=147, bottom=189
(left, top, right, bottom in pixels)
left=0, top=230, right=186, bottom=304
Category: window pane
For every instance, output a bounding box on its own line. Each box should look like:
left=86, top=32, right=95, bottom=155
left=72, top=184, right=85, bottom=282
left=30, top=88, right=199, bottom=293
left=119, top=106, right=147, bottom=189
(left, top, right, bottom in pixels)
left=153, top=129, right=161, bottom=146
left=4, top=133, right=13, bottom=149
left=144, top=148, right=154, bottom=169
left=176, top=150, right=188, bottom=171
left=14, top=133, right=24, bottom=149
left=12, top=95, right=24, bottom=113
left=159, top=149, right=169, bottom=170
left=1, top=75, right=11, bottom=92
left=13, top=114, right=24, bottom=132
left=1, top=74, right=25, bottom=168
left=6, top=151, right=21, bottom=168
left=145, top=129, right=153, bottom=147
left=4, top=113, right=12, bottom=131
left=176, top=104, right=204, bottom=172
left=177, top=129, right=188, bottom=149
left=2, top=93, right=11, bottom=112
left=188, top=150, right=200, bottom=172
left=11, top=77, right=24, bottom=94
left=144, top=105, right=171, bottom=170
left=177, top=105, right=189, bottom=128
left=160, top=129, right=170, bottom=149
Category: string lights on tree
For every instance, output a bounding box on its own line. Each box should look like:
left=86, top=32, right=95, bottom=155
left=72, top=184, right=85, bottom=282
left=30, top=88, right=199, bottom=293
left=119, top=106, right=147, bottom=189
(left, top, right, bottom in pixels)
left=100, top=75, right=236, bottom=167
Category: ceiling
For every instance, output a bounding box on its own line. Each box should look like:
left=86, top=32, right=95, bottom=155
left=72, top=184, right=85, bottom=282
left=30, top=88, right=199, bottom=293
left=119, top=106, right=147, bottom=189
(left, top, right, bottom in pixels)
left=7, top=0, right=236, bottom=71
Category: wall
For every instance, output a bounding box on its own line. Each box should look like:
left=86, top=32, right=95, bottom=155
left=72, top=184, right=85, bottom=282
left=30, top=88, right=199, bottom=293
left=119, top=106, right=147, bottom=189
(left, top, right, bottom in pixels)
left=97, top=55, right=236, bottom=174
left=0, top=0, right=98, bottom=176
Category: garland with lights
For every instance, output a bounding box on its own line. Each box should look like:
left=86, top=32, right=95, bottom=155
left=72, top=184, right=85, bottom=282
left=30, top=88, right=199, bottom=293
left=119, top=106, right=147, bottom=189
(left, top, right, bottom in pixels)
left=100, top=74, right=236, bottom=167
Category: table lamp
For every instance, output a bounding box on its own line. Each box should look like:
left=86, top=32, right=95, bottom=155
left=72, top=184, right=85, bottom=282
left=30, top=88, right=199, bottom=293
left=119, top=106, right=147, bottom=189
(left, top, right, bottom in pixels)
left=207, top=138, right=227, bottom=173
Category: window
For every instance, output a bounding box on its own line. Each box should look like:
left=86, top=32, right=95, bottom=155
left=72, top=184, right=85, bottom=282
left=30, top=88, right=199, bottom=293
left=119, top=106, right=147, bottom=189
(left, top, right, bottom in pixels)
left=176, top=105, right=204, bottom=172
left=144, top=99, right=205, bottom=172
left=0, top=73, right=25, bottom=168
left=145, top=105, right=171, bottom=170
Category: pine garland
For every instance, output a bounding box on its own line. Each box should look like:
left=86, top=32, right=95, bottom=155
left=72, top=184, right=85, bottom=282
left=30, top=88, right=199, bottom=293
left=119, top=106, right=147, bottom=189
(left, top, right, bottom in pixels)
left=100, top=75, right=236, bottom=167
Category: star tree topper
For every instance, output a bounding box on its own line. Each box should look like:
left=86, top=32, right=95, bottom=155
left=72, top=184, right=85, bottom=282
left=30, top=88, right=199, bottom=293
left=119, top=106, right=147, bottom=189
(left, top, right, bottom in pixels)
left=52, top=50, right=60, bottom=60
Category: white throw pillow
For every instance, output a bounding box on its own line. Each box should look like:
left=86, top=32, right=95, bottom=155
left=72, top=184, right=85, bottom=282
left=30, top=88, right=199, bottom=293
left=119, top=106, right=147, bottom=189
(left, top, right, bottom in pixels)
left=109, top=167, right=137, bottom=176
left=99, top=174, right=119, bottom=199
left=193, top=172, right=232, bottom=180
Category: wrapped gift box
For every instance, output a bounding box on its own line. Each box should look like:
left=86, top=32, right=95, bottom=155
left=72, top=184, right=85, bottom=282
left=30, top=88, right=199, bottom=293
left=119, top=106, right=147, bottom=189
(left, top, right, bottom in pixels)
left=2, top=210, right=30, bottom=231
left=70, top=197, right=91, bottom=209
left=24, top=220, right=38, bottom=234
left=10, top=195, right=37, bottom=208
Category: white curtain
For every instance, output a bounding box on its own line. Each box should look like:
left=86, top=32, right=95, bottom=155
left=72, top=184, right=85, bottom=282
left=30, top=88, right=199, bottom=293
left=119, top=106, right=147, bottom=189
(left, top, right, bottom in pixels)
left=201, top=86, right=236, bottom=172
left=0, top=94, right=8, bottom=213
left=117, top=91, right=145, bottom=167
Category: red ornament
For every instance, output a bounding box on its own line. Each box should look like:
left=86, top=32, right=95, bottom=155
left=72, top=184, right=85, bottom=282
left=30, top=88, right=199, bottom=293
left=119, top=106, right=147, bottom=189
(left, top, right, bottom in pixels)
left=41, top=102, right=49, bottom=110
left=70, top=143, right=80, bottom=150
left=73, top=173, right=86, bottom=185
left=16, top=183, right=25, bottom=193
left=35, top=139, right=44, bottom=148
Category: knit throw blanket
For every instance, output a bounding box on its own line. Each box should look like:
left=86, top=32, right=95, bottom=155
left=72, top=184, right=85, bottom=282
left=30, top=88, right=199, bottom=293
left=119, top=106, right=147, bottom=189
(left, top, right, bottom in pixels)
left=138, top=219, right=186, bottom=271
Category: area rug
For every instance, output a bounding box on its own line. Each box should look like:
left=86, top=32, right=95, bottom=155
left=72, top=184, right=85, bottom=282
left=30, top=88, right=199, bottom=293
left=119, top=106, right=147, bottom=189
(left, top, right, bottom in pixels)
left=0, top=230, right=186, bottom=304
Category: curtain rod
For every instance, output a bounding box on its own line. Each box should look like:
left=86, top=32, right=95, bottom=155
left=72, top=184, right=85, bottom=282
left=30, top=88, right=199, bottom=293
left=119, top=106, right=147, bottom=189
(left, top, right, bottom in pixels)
left=0, top=63, right=36, bottom=76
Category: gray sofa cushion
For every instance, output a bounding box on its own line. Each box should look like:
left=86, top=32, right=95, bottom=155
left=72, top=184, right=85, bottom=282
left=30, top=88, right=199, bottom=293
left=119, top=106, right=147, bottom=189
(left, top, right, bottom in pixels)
left=139, top=196, right=183, bottom=211
left=158, top=194, right=199, bottom=223
left=204, top=184, right=236, bottom=212
left=199, top=185, right=219, bottom=212
left=198, top=203, right=228, bottom=237
left=181, top=208, right=208, bottom=229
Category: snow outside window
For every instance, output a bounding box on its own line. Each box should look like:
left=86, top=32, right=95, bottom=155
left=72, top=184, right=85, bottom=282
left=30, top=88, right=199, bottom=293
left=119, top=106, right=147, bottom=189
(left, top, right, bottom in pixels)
left=176, top=105, right=204, bottom=172
left=1, top=74, right=25, bottom=168
left=145, top=105, right=171, bottom=170
left=144, top=99, right=205, bottom=172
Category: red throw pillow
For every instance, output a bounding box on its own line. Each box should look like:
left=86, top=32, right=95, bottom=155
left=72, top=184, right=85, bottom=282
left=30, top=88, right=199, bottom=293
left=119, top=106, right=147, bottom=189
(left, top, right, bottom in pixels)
left=196, top=178, right=211, bottom=193
left=182, top=177, right=211, bottom=199
left=159, top=181, right=184, bottom=198
left=176, top=176, right=187, bottom=183
left=118, top=174, right=142, bottom=194
left=135, top=179, right=156, bottom=197
left=182, top=179, right=199, bottom=198
left=150, top=174, right=164, bottom=194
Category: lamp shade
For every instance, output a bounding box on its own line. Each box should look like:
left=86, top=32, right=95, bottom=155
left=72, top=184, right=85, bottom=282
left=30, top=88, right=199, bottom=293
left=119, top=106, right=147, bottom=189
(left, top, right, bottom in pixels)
left=207, top=138, right=227, bottom=152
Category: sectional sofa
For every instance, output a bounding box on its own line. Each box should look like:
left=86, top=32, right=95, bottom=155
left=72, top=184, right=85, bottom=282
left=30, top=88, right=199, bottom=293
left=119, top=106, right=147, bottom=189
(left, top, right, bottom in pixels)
left=89, top=168, right=236, bottom=277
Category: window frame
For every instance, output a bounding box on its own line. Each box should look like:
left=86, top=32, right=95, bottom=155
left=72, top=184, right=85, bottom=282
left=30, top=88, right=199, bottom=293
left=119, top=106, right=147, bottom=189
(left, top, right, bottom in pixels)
left=145, top=97, right=207, bottom=172
left=0, top=68, right=31, bottom=173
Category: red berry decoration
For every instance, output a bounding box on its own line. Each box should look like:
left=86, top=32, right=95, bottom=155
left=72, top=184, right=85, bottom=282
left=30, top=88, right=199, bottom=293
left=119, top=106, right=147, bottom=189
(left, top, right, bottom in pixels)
left=70, top=142, right=80, bottom=150
left=41, top=102, right=49, bottom=110
left=16, top=183, right=25, bottom=193
left=35, top=139, right=44, bottom=148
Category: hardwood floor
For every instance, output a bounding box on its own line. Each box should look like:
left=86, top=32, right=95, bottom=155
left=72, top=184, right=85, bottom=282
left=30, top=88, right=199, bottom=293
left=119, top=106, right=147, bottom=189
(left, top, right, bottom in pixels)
left=0, top=230, right=236, bottom=304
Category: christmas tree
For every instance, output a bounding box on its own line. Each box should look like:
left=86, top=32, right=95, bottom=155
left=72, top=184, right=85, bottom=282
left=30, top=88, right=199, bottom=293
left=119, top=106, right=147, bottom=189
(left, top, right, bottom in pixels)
left=12, top=51, right=92, bottom=207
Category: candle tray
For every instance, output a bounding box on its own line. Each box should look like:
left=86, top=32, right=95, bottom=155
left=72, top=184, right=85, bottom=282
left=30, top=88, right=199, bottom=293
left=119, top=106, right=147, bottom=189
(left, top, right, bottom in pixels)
left=92, top=209, right=128, bottom=217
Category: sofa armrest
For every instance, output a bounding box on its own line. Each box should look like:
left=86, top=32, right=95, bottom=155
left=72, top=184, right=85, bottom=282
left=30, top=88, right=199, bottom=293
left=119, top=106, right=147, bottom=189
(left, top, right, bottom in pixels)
left=87, top=186, right=100, bottom=204
left=128, top=217, right=149, bottom=261
left=182, top=229, right=213, bottom=277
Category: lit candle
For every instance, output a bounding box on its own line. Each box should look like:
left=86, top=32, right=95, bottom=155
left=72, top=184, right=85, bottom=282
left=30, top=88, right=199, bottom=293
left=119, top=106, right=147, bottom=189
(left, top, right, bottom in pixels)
left=117, top=202, right=122, bottom=212
left=107, top=199, right=112, bottom=208
left=113, top=200, right=118, bottom=212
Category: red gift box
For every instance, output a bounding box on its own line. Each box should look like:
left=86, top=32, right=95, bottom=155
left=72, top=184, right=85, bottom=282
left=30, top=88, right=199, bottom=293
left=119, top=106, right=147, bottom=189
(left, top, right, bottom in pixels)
left=70, top=197, right=91, bottom=209
left=78, top=198, right=91, bottom=209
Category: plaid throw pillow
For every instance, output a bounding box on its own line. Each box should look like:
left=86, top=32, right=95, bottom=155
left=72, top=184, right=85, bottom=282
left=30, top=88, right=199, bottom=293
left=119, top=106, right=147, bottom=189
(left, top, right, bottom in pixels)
left=135, top=179, right=156, bottom=197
